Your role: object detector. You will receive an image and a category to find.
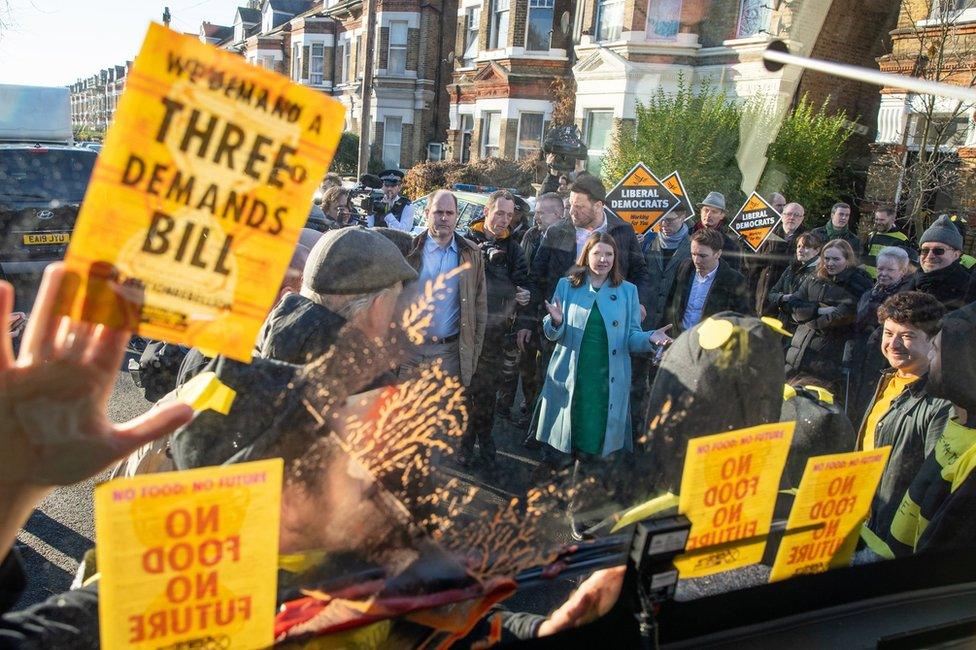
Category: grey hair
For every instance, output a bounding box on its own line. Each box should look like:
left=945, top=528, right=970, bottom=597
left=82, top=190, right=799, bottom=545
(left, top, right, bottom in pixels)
left=300, top=283, right=401, bottom=320
left=537, top=192, right=565, bottom=214
left=876, top=246, right=910, bottom=269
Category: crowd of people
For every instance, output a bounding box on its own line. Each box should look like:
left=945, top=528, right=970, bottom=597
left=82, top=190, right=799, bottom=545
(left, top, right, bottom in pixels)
left=5, top=161, right=976, bottom=644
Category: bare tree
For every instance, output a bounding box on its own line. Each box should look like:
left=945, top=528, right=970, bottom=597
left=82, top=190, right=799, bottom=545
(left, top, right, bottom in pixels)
left=879, top=0, right=976, bottom=234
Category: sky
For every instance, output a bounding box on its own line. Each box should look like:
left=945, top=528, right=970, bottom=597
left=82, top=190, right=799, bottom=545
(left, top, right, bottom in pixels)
left=0, top=0, right=249, bottom=87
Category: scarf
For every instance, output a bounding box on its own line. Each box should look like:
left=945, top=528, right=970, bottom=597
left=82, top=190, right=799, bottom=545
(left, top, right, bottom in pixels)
left=660, top=223, right=689, bottom=249
left=825, top=221, right=851, bottom=240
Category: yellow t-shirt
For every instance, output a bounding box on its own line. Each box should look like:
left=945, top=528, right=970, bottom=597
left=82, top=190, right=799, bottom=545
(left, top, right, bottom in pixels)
left=863, top=374, right=917, bottom=450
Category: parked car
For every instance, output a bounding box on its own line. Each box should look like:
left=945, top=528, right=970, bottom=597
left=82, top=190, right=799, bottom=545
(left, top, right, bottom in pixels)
left=408, top=185, right=525, bottom=236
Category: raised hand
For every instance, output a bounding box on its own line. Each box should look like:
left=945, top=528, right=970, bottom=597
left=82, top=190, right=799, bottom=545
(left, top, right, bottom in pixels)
left=0, top=263, right=193, bottom=489
left=544, top=297, right=564, bottom=327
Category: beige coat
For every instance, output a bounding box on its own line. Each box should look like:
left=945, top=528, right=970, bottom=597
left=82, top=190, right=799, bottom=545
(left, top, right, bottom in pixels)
left=407, top=232, right=487, bottom=385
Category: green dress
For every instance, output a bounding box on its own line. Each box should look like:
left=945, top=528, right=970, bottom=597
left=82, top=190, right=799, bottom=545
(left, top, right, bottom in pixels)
left=571, top=301, right=611, bottom=455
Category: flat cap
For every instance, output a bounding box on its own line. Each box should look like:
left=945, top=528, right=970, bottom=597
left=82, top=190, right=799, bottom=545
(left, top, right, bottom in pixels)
left=303, top=226, right=418, bottom=295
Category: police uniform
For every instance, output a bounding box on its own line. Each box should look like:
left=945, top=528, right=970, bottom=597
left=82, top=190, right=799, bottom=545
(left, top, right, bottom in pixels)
left=371, top=169, right=411, bottom=230
left=861, top=226, right=918, bottom=278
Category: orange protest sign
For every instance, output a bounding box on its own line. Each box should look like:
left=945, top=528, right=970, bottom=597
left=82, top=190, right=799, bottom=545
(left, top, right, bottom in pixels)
left=95, top=459, right=283, bottom=649
left=660, top=170, right=694, bottom=219
left=675, top=422, right=794, bottom=578
left=728, top=192, right=782, bottom=253
left=63, top=23, right=344, bottom=361
left=604, top=162, right=681, bottom=235
left=770, top=447, right=891, bottom=582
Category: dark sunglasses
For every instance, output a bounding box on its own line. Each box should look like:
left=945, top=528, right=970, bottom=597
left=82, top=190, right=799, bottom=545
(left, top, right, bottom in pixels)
left=920, top=246, right=948, bottom=256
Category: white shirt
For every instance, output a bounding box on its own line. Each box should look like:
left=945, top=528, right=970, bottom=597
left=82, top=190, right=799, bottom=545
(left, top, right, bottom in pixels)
left=574, top=211, right=609, bottom=257
left=682, top=265, right=719, bottom=331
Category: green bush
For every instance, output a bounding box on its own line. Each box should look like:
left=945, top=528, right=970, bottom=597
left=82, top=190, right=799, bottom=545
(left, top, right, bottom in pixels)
left=603, top=83, right=853, bottom=223
left=328, top=131, right=359, bottom=176
left=603, top=78, right=747, bottom=210
left=759, top=96, right=854, bottom=226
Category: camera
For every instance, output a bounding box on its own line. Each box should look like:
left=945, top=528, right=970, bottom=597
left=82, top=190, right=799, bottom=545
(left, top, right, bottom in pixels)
left=480, top=241, right=507, bottom=266
left=542, top=124, right=589, bottom=174
left=347, top=173, right=385, bottom=223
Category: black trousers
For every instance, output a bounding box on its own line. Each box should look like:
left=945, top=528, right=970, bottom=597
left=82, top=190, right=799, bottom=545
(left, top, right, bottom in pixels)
left=462, top=329, right=508, bottom=454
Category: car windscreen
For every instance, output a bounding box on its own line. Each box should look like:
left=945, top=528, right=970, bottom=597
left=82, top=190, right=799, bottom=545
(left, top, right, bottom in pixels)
left=0, top=148, right=96, bottom=204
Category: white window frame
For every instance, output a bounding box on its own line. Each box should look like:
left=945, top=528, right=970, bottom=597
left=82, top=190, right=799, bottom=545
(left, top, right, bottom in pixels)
left=383, top=116, right=403, bottom=169
left=310, top=43, right=324, bottom=85
left=585, top=110, right=614, bottom=175
left=388, top=21, right=408, bottom=75
left=595, top=0, right=624, bottom=42
left=336, top=42, right=346, bottom=83
left=490, top=0, right=510, bottom=49
left=460, top=114, right=474, bottom=163
left=482, top=111, right=501, bottom=158
left=525, top=0, right=555, bottom=51
left=291, top=43, right=302, bottom=81
left=736, top=0, right=772, bottom=38
left=516, top=112, right=545, bottom=160
left=344, top=39, right=353, bottom=82
left=462, top=7, right=481, bottom=65
left=646, top=0, right=682, bottom=41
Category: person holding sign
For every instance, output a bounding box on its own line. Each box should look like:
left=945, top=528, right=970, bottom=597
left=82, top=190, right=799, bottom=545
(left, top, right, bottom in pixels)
left=533, top=232, right=672, bottom=460
left=855, top=292, right=951, bottom=545
left=0, top=265, right=193, bottom=635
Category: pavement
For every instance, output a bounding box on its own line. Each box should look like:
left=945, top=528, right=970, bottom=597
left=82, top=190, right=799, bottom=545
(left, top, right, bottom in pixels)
left=13, top=364, right=153, bottom=610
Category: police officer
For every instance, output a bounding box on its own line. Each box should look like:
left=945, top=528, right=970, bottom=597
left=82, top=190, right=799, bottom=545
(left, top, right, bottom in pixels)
left=861, top=204, right=918, bottom=278
left=371, top=169, right=412, bottom=230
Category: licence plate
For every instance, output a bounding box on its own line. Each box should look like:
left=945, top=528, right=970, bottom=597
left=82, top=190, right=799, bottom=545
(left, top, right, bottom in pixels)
left=23, top=232, right=70, bottom=245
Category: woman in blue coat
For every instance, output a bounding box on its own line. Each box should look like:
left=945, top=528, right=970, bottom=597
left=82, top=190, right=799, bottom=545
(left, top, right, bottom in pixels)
left=535, top=232, right=673, bottom=458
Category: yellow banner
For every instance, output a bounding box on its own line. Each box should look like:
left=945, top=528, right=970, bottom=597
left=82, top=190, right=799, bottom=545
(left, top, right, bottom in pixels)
left=770, top=447, right=890, bottom=582
left=95, top=459, right=283, bottom=650
left=64, top=23, right=344, bottom=361
left=675, top=422, right=794, bottom=578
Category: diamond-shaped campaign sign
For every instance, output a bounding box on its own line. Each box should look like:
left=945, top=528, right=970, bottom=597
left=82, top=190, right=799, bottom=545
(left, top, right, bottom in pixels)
left=729, top=192, right=782, bottom=253
left=661, top=170, right=694, bottom=221
left=604, top=162, right=681, bottom=235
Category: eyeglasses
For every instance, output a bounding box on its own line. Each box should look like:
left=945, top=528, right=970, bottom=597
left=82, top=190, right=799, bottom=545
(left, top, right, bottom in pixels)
left=920, top=246, right=948, bottom=257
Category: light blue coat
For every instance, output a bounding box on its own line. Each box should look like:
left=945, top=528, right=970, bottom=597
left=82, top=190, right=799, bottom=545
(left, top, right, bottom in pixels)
left=535, top=277, right=654, bottom=456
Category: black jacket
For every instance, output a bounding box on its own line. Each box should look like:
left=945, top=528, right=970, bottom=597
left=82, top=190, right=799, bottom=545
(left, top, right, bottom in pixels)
left=752, top=224, right=807, bottom=314
left=810, top=224, right=860, bottom=252
left=253, top=293, right=347, bottom=365
left=906, top=261, right=973, bottom=312
left=664, top=259, right=752, bottom=334
left=856, top=373, right=952, bottom=542
left=530, top=212, right=652, bottom=310
left=693, top=223, right=746, bottom=273
left=784, top=266, right=873, bottom=383
left=467, top=217, right=531, bottom=332
left=764, top=256, right=818, bottom=330
left=643, top=233, right=691, bottom=329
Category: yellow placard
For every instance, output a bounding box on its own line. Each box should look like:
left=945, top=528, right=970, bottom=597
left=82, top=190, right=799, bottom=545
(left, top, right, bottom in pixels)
left=95, top=459, right=283, bottom=650
left=64, top=23, right=344, bottom=361
left=728, top=191, right=781, bottom=253
left=675, top=422, right=794, bottom=578
left=770, top=447, right=891, bottom=582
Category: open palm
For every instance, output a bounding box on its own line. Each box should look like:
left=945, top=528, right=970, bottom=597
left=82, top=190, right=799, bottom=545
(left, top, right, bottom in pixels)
left=0, top=264, right=192, bottom=487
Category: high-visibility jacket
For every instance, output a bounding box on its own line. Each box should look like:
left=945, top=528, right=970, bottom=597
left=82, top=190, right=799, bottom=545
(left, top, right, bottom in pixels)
left=861, top=228, right=917, bottom=278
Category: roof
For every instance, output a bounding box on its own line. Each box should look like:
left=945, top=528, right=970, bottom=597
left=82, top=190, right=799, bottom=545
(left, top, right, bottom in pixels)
left=201, top=22, right=233, bottom=40
left=266, top=0, right=317, bottom=15
left=235, top=7, right=261, bottom=24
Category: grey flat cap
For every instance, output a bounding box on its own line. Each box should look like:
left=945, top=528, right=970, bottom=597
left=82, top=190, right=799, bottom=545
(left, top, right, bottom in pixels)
left=303, top=226, right=418, bottom=295
left=920, top=214, right=964, bottom=250
left=699, top=191, right=726, bottom=212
